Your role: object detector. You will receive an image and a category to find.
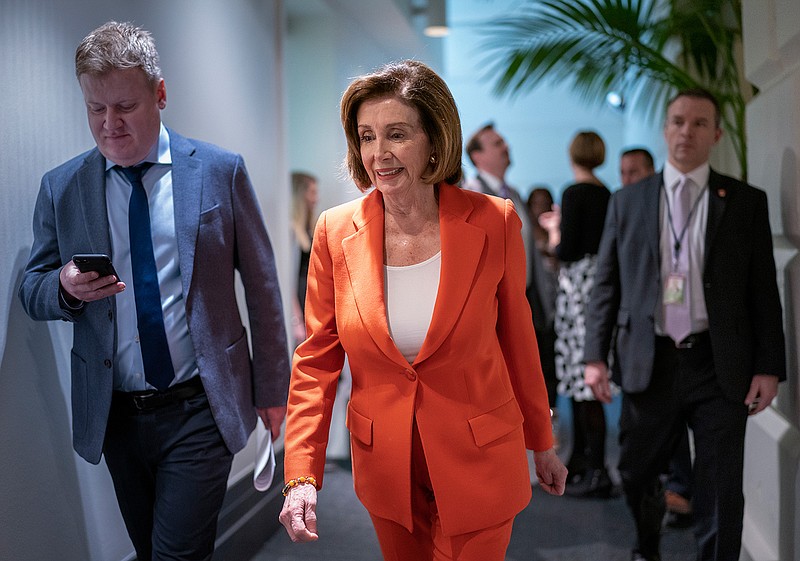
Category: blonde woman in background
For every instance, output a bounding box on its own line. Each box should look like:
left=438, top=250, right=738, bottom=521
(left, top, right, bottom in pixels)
left=290, top=171, right=319, bottom=346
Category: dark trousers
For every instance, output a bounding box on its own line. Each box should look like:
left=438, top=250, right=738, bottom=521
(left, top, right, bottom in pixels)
left=666, top=426, right=693, bottom=500
left=104, top=391, right=233, bottom=561
left=535, top=325, right=558, bottom=409
left=618, top=335, right=748, bottom=561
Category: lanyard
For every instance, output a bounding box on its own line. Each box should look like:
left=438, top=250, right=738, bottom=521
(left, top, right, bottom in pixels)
left=663, top=182, right=706, bottom=269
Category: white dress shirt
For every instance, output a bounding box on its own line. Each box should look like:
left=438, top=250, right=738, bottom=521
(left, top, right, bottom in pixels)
left=105, top=124, right=198, bottom=391
left=655, top=161, right=710, bottom=336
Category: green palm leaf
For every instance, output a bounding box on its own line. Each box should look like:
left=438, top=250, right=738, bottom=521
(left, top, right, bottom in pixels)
left=479, top=0, right=752, bottom=178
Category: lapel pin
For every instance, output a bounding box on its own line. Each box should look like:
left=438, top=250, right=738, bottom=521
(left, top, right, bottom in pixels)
left=717, top=188, right=727, bottom=198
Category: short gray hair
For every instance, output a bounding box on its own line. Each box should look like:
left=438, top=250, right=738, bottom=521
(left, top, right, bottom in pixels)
left=75, top=21, right=162, bottom=84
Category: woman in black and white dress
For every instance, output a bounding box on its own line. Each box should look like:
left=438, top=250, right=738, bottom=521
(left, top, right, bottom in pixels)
left=541, top=131, right=614, bottom=498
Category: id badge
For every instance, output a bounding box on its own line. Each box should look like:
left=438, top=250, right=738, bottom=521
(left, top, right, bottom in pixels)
left=664, top=273, right=686, bottom=305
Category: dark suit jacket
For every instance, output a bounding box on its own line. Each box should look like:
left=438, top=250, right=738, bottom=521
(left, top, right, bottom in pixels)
left=584, top=170, right=785, bottom=402
left=19, top=129, right=290, bottom=463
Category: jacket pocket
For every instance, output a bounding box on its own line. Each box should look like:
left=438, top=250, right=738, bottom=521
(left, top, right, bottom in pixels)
left=468, top=398, right=524, bottom=447
left=346, top=402, right=373, bottom=446
left=225, top=329, right=252, bottom=381
left=200, top=204, right=221, bottom=224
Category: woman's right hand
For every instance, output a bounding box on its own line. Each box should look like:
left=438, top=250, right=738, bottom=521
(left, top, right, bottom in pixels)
left=279, top=484, right=319, bottom=542
left=537, top=205, right=561, bottom=249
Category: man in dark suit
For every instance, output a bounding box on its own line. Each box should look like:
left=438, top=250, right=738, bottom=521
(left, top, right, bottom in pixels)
left=463, top=124, right=552, bottom=379
left=584, top=89, right=785, bottom=561
left=19, top=22, right=290, bottom=560
left=462, top=123, right=532, bottom=251
left=620, top=147, right=655, bottom=187
left=620, top=146, right=694, bottom=527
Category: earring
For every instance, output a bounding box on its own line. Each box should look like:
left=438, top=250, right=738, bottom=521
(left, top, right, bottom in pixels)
left=429, top=155, right=436, bottom=164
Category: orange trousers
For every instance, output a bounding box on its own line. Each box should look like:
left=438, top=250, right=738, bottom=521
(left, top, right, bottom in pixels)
left=369, top=421, right=515, bottom=561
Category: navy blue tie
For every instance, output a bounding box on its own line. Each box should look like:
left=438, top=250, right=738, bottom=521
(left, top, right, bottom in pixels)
left=119, top=163, right=175, bottom=390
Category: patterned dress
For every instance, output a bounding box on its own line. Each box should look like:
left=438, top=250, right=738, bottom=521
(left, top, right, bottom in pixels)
left=555, top=255, right=597, bottom=401
left=555, top=255, right=618, bottom=401
left=553, top=181, right=616, bottom=402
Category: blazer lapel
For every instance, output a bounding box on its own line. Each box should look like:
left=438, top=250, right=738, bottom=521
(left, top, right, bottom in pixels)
left=341, top=191, right=408, bottom=365
left=76, top=149, right=113, bottom=255
left=704, top=169, right=728, bottom=261
left=415, top=184, right=485, bottom=364
left=168, top=131, right=202, bottom=296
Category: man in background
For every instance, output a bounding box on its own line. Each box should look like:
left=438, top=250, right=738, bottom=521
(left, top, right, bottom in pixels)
left=463, top=123, right=555, bottom=413
left=463, top=123, right=531, bottom=246
left=19, top=21, right=290, bottom=560
left=620, top=147, right=655, bottom=186
left=463, top=123, right=540, bottom=306
left=585, top=89, right=785, bottom=561
left=620, top=145, right=693, bottom=528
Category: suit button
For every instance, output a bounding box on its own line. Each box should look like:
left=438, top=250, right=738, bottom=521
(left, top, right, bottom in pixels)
left=704, top=282, right=711, bottom=289
left=104, top=359, right=112, bottom=368
left=404, top=369, right=416, bottom=381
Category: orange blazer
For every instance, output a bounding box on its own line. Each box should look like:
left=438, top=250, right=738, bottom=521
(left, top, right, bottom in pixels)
left=284, top=183, right=553, bottom=537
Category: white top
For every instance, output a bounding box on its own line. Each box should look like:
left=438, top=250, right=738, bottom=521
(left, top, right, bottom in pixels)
left=656, top=160, right=710, bottom=336
left=385, top=252, right=441, bottom=363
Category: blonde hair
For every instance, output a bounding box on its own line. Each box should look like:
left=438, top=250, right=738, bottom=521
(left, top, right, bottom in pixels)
left=291, top=172, right=317, bottom=252
left=75, top=21, right=162, bottom=84
left=340, top=60, right=463, bottom=191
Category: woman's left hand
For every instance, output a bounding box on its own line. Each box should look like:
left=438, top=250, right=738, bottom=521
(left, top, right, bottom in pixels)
left=279, top=484, right=319, bottom=542
left=533, top=447, right=567, bottom=495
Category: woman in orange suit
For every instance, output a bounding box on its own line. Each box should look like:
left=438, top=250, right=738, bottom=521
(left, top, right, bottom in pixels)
left=279, top=60, right=567, bottom=561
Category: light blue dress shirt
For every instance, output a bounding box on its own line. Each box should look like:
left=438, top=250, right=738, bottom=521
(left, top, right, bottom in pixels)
left=105, top=124, right=198, bottom=391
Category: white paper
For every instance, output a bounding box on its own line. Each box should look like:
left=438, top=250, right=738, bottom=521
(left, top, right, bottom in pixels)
left=253, top=432, right=276, bottom=492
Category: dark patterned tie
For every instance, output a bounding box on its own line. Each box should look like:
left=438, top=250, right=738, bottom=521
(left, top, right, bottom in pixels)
left=118, top=163, right=175, bottom=390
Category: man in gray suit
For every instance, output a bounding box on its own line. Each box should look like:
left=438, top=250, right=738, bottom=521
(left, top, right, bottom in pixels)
left=19, top=21, right=290, bottom=561
left=463, top=124, right=546, bottom=335
left=584, top=89, right=785, bottom=561
left=463, top=123, right=531, bottom=250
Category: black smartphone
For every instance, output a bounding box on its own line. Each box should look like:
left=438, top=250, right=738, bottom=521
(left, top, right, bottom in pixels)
left=72, top=253, right=120, bottom=279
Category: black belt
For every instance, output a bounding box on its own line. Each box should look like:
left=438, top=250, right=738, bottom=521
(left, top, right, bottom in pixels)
left=112, top=376, right=205, bottom=413
left=657, top=331, right=710, bottom=349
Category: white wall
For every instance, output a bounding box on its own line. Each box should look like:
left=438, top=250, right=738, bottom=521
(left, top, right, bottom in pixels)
left=0, top=1, right=288, bottom=560
left=741, top=2, right=800, bottom=560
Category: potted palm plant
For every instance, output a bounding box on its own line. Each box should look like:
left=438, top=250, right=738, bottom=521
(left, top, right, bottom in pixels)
left=480, top=0, right=754, bottom=179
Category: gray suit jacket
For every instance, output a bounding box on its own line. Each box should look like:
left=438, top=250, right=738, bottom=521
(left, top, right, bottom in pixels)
left=19, top=129, right=290, bottom=464
left=584, top=170, right=786, bottom=402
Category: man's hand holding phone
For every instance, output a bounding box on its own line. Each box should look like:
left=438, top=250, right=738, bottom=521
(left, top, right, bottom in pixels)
left=61, top=253, right=125, bottom=304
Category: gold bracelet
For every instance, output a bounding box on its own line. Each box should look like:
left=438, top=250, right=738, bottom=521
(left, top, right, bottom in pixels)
left=282, top=475, right=318, bottom=496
